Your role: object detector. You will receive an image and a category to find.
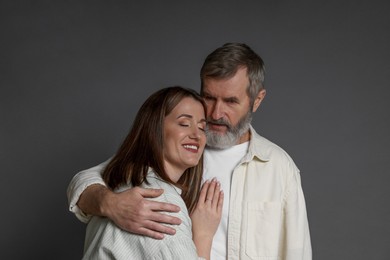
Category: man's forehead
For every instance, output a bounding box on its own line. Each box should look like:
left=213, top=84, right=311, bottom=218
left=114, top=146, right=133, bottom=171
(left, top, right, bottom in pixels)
left=202, top=81, right=248, bottom=99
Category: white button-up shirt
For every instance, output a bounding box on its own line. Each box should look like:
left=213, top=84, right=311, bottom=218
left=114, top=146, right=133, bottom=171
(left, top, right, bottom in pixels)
left=224, top=126, right=312, bottom=260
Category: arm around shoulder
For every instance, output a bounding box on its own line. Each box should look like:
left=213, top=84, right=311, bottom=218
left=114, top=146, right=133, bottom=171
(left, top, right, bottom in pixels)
left=67, top=160, right=110, bottom=222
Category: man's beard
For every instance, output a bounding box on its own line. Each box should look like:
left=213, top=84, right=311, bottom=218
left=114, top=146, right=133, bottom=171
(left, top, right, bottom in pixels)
left=206, top=111, right=252, bottom=149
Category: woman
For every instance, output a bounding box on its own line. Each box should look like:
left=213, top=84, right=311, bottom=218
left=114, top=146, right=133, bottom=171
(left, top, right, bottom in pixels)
left=82, top=86, right=223, bottom=260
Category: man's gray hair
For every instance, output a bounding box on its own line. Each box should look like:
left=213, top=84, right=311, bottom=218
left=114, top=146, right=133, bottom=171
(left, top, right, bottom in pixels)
left=200, top=43, right=265, bottom=106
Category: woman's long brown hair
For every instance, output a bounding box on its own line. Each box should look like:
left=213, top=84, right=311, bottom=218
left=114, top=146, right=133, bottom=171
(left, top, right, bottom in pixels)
left=102, top=86, right=205, bottom=212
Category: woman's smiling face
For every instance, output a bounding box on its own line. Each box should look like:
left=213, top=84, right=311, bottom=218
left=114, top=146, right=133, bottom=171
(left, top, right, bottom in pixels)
left=162, top=97, right=206, bottom=182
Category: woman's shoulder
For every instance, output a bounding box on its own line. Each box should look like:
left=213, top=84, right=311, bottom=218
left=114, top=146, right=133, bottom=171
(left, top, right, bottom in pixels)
left=144, top=171, right=182, bottom=196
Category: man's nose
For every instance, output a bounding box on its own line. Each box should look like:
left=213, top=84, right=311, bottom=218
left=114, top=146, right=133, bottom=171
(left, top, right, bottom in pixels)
left=209, top=101, right=224, bottom=120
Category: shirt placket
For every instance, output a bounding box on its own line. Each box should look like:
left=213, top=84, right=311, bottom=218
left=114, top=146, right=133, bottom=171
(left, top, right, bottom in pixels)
left=227, top=162, right=246, bottom=260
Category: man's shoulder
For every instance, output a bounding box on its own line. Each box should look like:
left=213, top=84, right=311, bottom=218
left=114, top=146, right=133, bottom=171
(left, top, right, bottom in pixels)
left=250, top=127, right=298, bottom=168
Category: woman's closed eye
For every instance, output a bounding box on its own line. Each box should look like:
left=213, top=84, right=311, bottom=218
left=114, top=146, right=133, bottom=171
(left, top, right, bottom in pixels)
left=198, top=124, right=206, bottom=132
left=179, top=123, right=190, bottom=127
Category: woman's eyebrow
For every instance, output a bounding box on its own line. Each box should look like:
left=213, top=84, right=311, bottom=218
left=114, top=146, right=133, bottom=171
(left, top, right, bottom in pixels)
left=176, top=114, right=193, bottom=119
left=177, top=114, right=206, bottom=123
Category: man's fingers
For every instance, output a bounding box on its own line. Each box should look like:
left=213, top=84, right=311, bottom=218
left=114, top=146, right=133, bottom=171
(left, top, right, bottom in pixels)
left=136, top=187, right=164, bottom=198
left=136, top=227, right=165, bottom=240
left=118, top=210, right=181, bottom=237
left=132, top=217, right=179, bottom=239
left=143, top=219, right=177, bottom=235
left=146, top=200, right=181, bottom=213
left=136, top=187, right=181, bottom=212
left=148, top=210, right=182, bottom=225
left=106, top=186, right=184, bottom=239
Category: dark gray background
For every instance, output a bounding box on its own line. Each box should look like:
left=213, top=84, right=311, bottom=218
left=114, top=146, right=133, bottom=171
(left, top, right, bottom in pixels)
left=1, top=1, right=389, bottom=259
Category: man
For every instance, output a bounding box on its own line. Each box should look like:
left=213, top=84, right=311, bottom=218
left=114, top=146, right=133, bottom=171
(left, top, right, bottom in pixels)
left=68, top=43, right=312, bottom=259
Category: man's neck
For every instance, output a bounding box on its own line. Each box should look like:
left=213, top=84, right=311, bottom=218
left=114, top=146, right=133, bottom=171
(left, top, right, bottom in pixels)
left=237, top=130, right=251, bottom=145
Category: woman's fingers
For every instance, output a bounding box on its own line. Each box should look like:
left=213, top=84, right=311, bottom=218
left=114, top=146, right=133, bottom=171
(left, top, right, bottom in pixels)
left=198, top=179, right=210, bottom=203
left=205, top=178, right=217, bottom=204
left=217, top=190, right=224, bottom=214
left=198, top=178, right=223, bottom=209
left=211, top=181, right=221, bottom=208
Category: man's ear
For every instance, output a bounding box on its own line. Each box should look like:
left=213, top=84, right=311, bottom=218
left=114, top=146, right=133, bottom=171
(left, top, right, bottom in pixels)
left=252, top=89, right=266, bottom=112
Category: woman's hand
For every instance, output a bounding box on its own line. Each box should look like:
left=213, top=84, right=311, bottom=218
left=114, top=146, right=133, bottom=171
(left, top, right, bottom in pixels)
left=190, top=178, right=224, bottom=259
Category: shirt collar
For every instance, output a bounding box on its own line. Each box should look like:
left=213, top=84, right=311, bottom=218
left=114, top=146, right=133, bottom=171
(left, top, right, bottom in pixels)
left=242, top=125, right=271, bottom=163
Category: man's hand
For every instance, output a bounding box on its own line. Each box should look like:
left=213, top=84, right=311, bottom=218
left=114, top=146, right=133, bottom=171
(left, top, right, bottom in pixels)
left=78, top=185, right=182, bottom=239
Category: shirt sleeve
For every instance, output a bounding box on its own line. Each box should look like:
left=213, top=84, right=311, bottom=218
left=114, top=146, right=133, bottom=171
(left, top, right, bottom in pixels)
left=66, top=159, right=110, bottom=223
left=283, top=168, right=312, bottom=260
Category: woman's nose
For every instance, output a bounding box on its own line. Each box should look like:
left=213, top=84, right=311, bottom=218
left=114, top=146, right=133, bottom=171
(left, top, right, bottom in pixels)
left=190, top=126, right=202, bottom=139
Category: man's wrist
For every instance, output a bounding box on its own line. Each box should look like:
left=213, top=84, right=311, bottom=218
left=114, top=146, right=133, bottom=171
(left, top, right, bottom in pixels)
left=98, top=186, right=115, bottom=218
left=78, top=184, right=113, bottom=217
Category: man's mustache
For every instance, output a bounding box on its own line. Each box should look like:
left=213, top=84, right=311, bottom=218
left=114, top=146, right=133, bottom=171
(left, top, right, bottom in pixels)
left=207, top=118, right=231, bottom=129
